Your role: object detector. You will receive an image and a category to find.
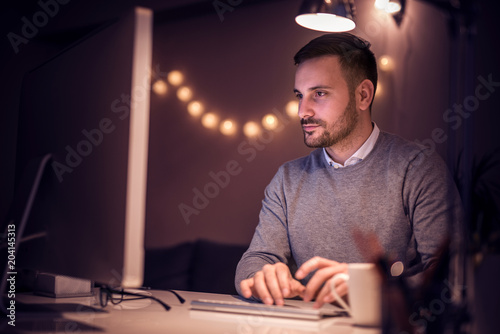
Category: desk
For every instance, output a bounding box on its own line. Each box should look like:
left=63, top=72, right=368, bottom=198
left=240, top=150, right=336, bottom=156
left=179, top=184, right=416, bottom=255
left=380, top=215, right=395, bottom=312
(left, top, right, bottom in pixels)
left=3, top=290, right=381, bottom=334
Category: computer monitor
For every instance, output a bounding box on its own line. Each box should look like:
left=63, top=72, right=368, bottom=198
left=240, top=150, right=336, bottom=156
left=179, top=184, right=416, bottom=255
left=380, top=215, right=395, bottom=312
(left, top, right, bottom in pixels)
left=6, top=6, right=153, bottom=290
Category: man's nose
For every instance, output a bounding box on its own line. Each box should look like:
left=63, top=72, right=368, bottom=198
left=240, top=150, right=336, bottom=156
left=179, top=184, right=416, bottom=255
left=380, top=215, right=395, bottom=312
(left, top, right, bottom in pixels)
left=298, top=97, right=314, bottom=119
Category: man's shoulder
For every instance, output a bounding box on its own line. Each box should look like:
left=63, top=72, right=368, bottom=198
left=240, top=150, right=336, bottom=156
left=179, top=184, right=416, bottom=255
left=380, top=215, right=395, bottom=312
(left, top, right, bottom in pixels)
left=377, top=131, right=428, bottom=158
left=279, top=148, right=325, bottom=171
left=376, top=131, right=448, bottom=173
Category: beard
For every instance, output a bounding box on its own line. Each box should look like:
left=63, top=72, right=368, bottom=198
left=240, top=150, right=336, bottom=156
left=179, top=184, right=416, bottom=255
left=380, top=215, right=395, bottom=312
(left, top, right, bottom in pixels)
left=301, top=96, right=358, bottom=148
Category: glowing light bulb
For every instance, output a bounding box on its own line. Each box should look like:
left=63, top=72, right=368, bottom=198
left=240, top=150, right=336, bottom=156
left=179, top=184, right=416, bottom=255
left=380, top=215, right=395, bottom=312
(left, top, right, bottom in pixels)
left=379, top=56, right=395, bottom=72
left=167, top=70, right=184, bottom=86
left=374, top=0, right=390, bottom=10
left=201, top=112, right=219, bottom=129
left=262, top=114, right=279, bottom=130
left=243, top=121, right=260, bottom=137
left=177, top=86, right=193, bottom=102
left=386, top=1, right=402, bottom=14
left=286, top=100, right=299, bottom=118
left=220, top=119, right=237, bottom=136
left=152, top=80, right=168, bottom=95
left=375, top=0, right=401, bottom=14
left=187, top=101, right=204, bottom=117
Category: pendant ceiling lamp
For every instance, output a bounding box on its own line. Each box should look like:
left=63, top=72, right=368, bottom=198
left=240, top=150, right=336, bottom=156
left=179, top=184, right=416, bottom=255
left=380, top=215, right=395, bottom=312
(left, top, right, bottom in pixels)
left=295, top=0, right=356, bottom=32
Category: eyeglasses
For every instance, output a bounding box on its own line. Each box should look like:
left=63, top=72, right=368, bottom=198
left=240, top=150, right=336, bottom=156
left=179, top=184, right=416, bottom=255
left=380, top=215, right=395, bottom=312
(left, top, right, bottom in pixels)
left=99, top=286, right=185, bottom=311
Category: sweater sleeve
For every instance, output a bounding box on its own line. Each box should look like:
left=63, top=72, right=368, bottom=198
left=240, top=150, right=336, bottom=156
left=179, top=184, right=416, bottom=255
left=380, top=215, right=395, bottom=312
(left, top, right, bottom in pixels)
left=402, top=147, right=464, bottom=274
left=234, top=166, right=293, bottom=297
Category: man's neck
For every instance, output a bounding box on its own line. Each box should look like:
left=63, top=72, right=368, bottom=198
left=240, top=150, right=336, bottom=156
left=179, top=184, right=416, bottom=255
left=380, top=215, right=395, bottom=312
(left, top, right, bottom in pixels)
left=325, top=121, right=374, bottom=165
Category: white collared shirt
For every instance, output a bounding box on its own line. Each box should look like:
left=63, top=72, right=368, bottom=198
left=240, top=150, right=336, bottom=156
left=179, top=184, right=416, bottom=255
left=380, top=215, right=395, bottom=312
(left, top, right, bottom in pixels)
left=323, top=123, right=380, bottom=169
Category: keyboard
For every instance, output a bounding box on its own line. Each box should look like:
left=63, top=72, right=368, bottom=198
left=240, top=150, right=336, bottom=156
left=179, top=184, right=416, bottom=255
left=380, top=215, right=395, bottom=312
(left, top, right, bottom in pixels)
left=189, top=298, right=346, bottom=320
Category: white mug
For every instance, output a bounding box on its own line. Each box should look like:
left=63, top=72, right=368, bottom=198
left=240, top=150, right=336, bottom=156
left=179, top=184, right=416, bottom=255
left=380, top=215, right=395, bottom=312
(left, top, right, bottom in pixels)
left=330, top=263, right=382, bottom=327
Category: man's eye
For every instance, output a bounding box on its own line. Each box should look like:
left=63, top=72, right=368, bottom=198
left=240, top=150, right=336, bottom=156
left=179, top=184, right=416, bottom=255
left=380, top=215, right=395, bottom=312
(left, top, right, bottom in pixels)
left=315, top=91, right=326, bottom=97
left=295, top=93, right=303, bottom=99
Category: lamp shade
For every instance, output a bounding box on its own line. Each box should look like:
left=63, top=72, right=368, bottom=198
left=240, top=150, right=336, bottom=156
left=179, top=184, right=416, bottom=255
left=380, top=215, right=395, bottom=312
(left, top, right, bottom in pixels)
left=295, top=0, right=356, bottom=32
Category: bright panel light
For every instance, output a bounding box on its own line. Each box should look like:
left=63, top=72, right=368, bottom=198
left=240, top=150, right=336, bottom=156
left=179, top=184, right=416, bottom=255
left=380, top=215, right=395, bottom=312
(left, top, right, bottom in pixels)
left=295, top=13, right=355, bottom=32
left=177, top=86, right=193, bottom=102
left=167, top=70, right=184, bottom=86
left=201, top=112, right=219, bottom=129
left=220, top=119, right=237, bottom=136
left=262, top=114, right=279, bottom=130
left=187, top=101, right=204, bottom=117
left=152, top=80, right=167, bottom=95
left=243, top=121, right=261, bottom=137
left=286, top=100, right=299, bottom=118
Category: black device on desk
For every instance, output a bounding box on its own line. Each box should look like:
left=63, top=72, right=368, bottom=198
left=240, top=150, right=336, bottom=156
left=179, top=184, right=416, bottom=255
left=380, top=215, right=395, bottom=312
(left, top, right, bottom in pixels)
left=1, top=6, right=153, bottom=305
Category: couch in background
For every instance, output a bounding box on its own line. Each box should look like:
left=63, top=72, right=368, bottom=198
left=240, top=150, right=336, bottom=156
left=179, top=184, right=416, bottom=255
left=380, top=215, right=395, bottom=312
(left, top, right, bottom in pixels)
left=144, top=239, right=248, bottom=295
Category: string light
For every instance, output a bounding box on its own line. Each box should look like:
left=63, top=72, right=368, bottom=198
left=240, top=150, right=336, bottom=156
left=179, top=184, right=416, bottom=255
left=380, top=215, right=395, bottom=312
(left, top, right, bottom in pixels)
left=243, top=121, right=261, bottom=137
left=177, top=86, right=193, bottom=102
left=187, top=101, right=204, bottom=117
left=220, top=119, right=237, bottom=136
left=379, top=55, right=395, bottom=72
left=201, top=112, right=219, bottom=129
left=285, top=100, right=299, bottom=118
left=262, top=114, right=279, bottom=130
left=154, top=69, right=299, bottom=138
left=152, top=80, right=168, bottom=95
left=167, top=70, right=184, bottom=86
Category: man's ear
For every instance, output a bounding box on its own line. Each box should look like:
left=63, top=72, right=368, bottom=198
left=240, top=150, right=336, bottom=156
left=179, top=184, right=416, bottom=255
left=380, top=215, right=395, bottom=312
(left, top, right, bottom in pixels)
left=356, top=79, right=375, bottom=111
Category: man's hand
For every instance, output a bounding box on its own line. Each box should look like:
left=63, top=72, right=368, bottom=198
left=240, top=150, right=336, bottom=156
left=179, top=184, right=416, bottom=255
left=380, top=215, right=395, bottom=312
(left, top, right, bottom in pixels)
left=239, top=262, right=306, bottom=306
left=295, top=256, right=348, bottom=308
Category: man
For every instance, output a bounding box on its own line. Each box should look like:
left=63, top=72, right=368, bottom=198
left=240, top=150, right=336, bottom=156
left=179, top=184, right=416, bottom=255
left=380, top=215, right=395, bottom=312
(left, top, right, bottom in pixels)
left=234, top=33, right=463, bottom=308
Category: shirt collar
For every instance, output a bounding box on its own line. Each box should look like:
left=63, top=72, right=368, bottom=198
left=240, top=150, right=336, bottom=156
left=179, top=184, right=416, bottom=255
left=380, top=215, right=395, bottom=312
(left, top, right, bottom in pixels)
left=323, top=123, right=380, bottom=168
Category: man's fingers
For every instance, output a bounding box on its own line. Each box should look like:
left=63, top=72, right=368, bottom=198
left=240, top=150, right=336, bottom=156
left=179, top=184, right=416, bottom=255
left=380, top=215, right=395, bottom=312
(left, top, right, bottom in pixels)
left=302, top=266, right=337, bottom=302
left=262, top=264, right=285, bottom=305
left=253, top=270, right=274, bottom=305
left=239, top=278, right=254, bottom=299
left=333, top=281, right=349, bottom=300
left=302, top=263, right=347, bottom=302
left=276, top=265, right=292, bottom=298
left=314, top=279, right=348, bottom=309
left=291, top=278, right=306, bottom=297
left=239, top=263, right=304, bottom=305
left=295, top=256, right=339, bottom=280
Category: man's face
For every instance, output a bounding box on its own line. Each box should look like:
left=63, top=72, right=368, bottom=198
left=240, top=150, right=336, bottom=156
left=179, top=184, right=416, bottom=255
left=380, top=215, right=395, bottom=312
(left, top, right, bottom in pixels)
left=294, top=55, right=358, bottom=148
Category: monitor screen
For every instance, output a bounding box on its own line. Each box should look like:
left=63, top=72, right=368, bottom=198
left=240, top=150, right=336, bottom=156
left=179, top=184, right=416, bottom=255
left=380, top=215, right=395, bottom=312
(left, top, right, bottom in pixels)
left=9, top=6, right=153, bottom=289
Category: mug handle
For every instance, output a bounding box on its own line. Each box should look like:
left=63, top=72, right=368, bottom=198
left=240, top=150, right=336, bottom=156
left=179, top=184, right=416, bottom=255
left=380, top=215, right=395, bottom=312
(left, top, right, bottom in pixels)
left=330, top=273, right=351, bottom=315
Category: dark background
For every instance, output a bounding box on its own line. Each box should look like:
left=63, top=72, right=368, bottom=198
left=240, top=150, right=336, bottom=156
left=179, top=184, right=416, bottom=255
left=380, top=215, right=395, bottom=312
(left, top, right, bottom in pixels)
left=0, top=0, right=499, bottom=331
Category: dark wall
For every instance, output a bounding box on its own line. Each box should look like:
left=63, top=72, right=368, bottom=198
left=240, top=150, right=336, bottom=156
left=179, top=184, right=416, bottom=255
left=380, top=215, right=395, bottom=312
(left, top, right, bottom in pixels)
left=1, top=0, right=499, bottom=250
left=144, top=0, right=457, bottom=248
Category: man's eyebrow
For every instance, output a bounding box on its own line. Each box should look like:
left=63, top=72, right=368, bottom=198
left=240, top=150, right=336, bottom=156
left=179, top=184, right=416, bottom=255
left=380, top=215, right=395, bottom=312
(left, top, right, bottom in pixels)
left=293, top=86, right=333, bottom=94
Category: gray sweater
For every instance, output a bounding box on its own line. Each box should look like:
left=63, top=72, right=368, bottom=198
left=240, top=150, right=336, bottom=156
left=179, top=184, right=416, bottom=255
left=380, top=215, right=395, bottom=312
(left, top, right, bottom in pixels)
left=235, top=131, right=463, bottom=295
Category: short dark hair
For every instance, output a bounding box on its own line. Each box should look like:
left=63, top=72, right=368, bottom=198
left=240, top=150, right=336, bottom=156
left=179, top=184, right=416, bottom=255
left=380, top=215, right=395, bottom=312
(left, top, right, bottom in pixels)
left=294, top=33, right=378, bottom=105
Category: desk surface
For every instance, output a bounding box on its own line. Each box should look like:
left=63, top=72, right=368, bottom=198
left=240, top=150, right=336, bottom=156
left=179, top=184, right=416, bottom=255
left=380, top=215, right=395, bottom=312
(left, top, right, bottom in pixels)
left=3, top=290, right=382, bottom=334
